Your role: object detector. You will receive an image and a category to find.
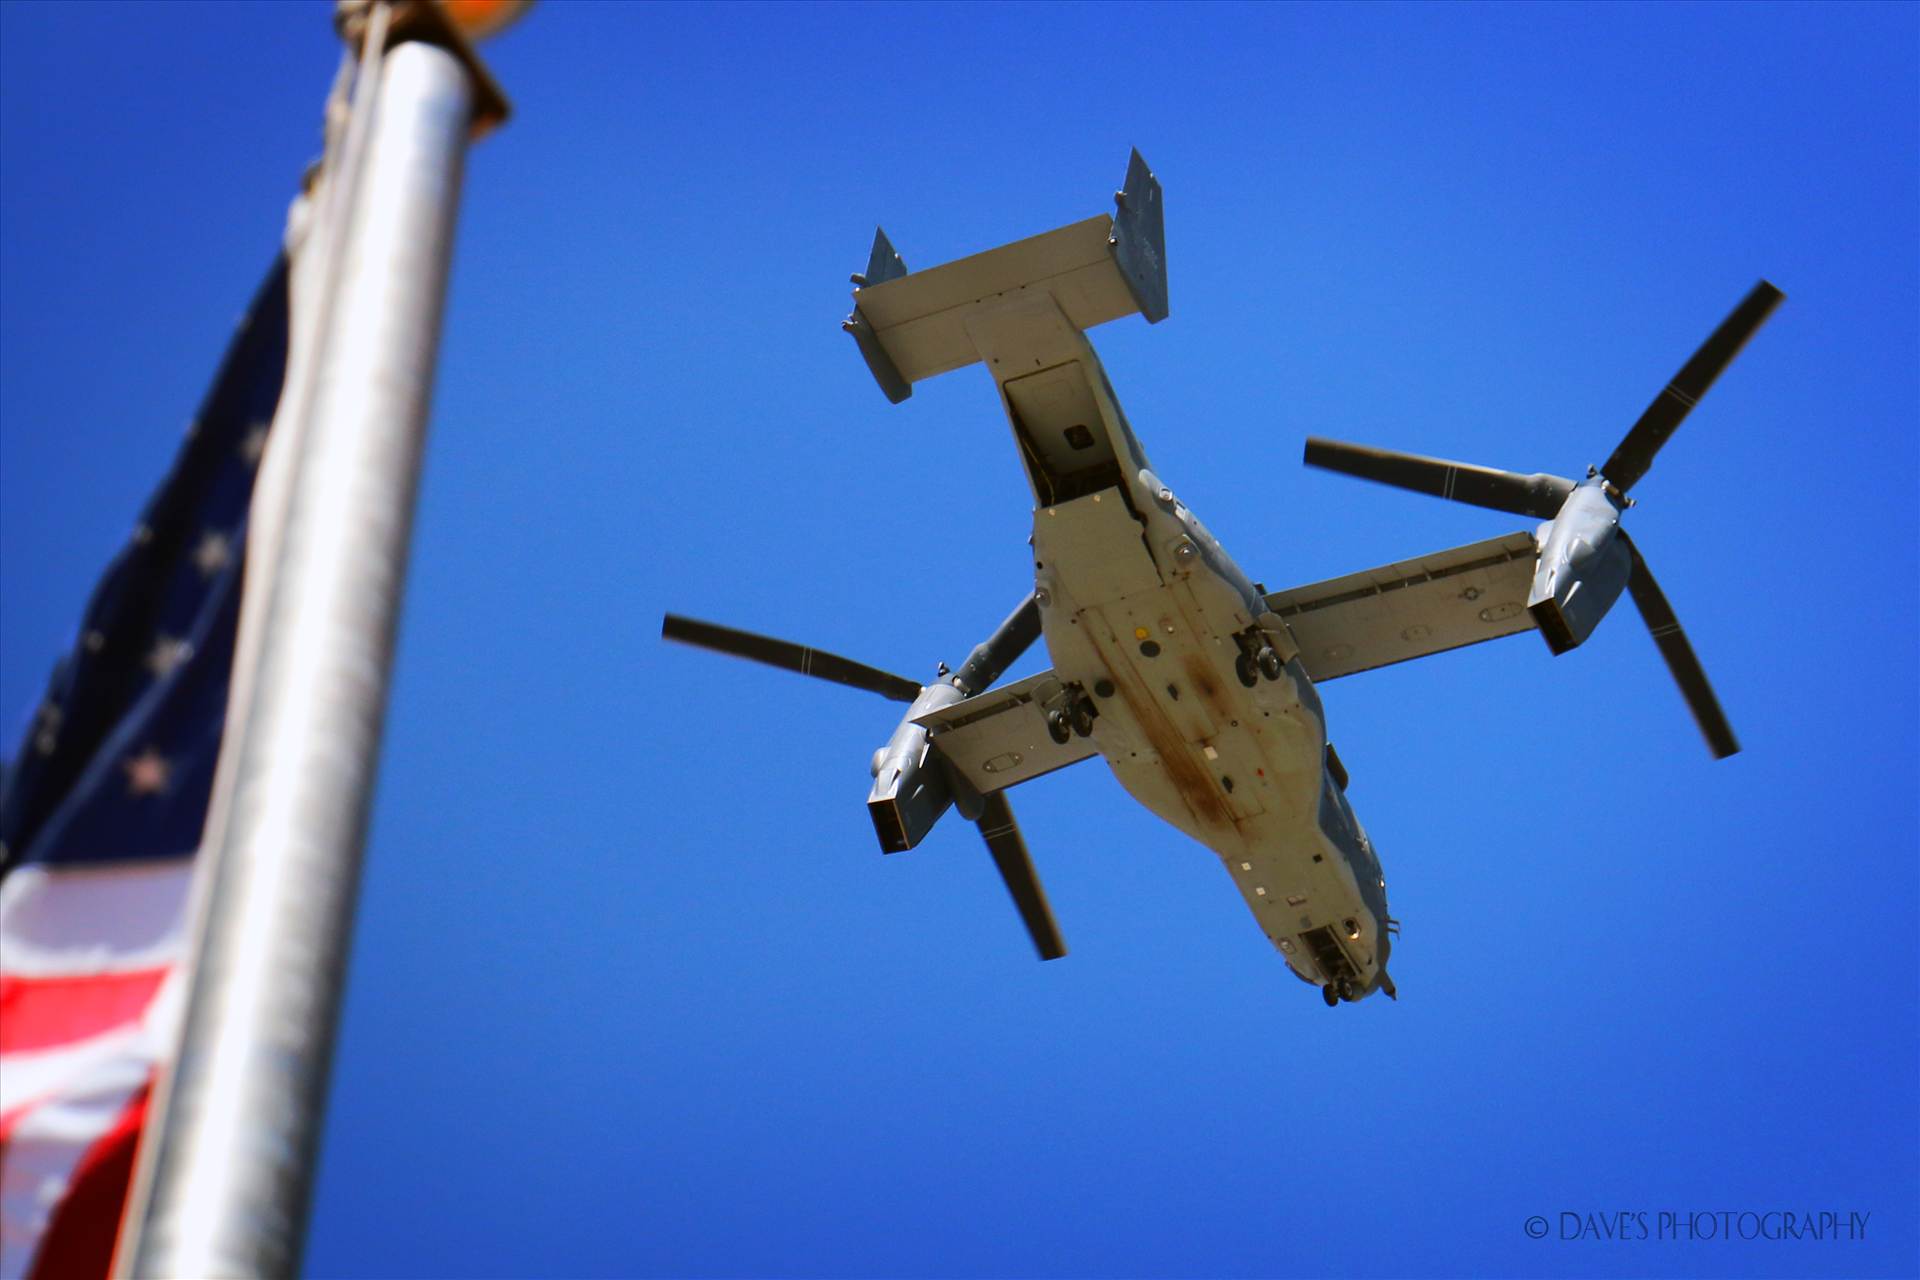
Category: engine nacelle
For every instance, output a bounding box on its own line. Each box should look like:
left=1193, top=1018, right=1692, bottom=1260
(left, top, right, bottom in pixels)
left=1528, top=479, right=1631, bottom=655
left=866, top=681, right=965, bottom=852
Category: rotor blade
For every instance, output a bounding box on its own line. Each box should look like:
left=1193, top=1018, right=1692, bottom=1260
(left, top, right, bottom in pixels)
left=1620, top=534, right=1739, bottom=759
left=1603, top=280, right=1785, bottom=493
left=951, top=595, right=1042, bottom=696
left=1303, top=438, right=1575, bottom=519
left=661, top=614, right=922, bottom=703
left=976, top=792, right=1067, bottom=961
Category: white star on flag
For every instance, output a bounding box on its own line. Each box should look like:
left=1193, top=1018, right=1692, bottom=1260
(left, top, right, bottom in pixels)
left=238, top=421, right=270, bottom=465
left=144, top=635, right=192, bottom=680
left=192, top=530, right=233, bottom=578
left=122, top=747, right=172, bottom=796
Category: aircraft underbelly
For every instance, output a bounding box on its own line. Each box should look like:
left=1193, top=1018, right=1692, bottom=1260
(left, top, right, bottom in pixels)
left=1033, top=490, right=1384, bottom=990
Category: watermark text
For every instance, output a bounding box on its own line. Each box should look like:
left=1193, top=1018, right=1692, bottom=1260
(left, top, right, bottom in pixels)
left=1524, top=1210, right=1870, bottom=1243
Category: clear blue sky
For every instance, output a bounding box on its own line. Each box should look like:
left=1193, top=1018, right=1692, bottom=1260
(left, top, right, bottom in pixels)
left=2, top=3, right=1915, bottom=1277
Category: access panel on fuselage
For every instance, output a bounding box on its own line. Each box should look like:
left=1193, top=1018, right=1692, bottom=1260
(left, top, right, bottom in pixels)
left=1003, top=362, right=1123, bottom=504
left=1032, top=488, right=1160, bottom=607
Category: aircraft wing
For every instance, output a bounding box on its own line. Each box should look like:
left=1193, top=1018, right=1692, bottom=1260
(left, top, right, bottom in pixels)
left=1265, top=531, right=1540, bottom=682
left=913, top=670, right=1101, bottom=795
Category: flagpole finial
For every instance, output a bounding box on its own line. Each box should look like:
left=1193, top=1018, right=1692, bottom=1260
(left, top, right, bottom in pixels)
left=440, top=0, right=533, bottom=41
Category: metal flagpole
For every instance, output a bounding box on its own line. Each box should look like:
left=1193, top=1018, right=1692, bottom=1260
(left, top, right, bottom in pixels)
left=117, top=5, right=509, bottom=1276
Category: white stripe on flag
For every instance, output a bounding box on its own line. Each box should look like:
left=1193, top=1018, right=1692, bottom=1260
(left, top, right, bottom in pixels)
left=0, top=863, right=193, bottom=979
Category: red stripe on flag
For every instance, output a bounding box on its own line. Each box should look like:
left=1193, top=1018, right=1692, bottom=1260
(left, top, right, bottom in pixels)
left=0, top=969, right=169, bottom=1054
left=0, top=1097, right=29, bottom=1148
left=22, top=1082, right=149, bottom=1280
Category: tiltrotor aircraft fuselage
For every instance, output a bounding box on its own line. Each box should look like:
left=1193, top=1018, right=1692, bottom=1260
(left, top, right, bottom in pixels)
left=664, top=151, right=1779, bottom=1006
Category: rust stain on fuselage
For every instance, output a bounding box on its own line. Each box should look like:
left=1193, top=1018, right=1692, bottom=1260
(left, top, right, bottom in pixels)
left=1181, top=652, right=1237, bottom=727
left=1087, top=615, right=1237, bottom=834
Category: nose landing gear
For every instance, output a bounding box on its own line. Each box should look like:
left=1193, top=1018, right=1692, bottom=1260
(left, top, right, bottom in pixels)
left=1321, top=977, right=1357, bottom=1007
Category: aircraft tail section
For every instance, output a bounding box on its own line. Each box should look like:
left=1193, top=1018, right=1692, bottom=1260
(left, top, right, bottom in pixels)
left=844, top=149, right=1168, bottom=403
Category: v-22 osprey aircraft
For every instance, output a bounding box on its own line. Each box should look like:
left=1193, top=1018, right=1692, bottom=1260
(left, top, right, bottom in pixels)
left=664, top=150, right=1781, bottom=1006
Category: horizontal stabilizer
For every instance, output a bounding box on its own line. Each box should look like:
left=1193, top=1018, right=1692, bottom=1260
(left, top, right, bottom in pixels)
left=1266, top=532, right=1539, bottom=681
left=845, top=149, right=1169, bottom=401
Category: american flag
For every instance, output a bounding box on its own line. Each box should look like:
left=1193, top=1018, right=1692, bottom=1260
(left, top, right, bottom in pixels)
left=0, top=260, right=289, bottom=1280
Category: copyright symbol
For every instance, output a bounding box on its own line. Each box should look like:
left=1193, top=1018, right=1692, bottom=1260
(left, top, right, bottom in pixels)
left=1524, top=1216, right=1549, bottom=1239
